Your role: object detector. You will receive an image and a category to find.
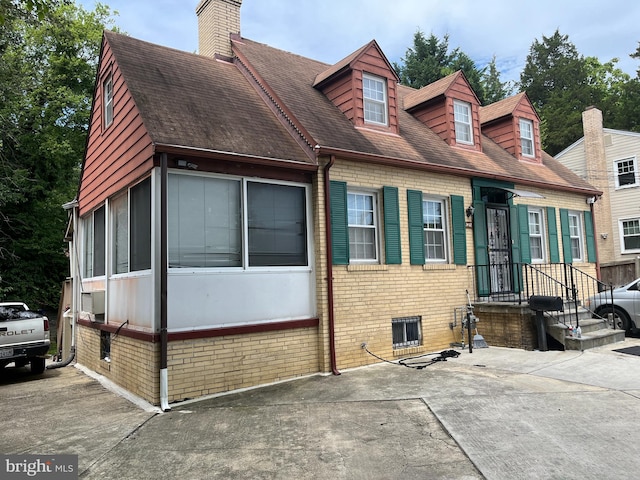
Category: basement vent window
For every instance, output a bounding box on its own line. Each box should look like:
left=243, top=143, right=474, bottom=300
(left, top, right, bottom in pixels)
left=392, top=316, right=422, bottom=349
left=100, top=331, right=111, bottom=362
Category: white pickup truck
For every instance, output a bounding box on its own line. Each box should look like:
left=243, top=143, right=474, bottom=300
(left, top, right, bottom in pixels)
left=0, top=302, right=50, bottom=374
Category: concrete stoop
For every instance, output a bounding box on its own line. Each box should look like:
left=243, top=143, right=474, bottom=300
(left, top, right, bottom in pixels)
left=546, top=309, right=626, bottom=351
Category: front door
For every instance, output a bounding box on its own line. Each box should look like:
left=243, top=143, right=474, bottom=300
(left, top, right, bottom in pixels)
left=486, top=206, right=512, bottom=294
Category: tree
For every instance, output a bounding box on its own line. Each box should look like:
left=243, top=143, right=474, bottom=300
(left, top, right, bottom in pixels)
left=481, top=55, right=514, bottom=104
left=394, top=30, right=490, bottom=104
left=0, top=1, right=117, bottom=307
left=519, top=30, right=595, bottom=155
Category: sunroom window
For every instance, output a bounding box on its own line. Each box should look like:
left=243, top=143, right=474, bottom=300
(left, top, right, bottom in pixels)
left=168, top=174, right=309, bottom=268
left=83, top=206, right=105, bottom=278
left=363, top=73, right=387, bottom=125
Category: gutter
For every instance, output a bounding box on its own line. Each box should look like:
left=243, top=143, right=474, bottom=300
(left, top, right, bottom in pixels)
left=159, top=153, right=170, bottom=411
left=323, top=155, right=340, bottom=376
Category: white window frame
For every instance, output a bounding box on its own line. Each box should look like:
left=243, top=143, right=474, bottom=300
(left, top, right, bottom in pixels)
left=347, top=190, right=379, bottom=263
left=392, top=316, right=422, bottom=349
left=568, top=211, right=583, bottom=262
left=168, top=172, right=311, bottom=270
left=453, top=100, right=473, bottom=145
left=614, top=156, right=639, bottom=189
left=103, top=74, right=113, bottom=128
left=619, top=217, right=640, bottom=253
left=528, top=207, right=546, bottom=263
left=519, top=118, right=535, bottom=157
left=423, top=197, right=449, bottom=263
left=83, top=206, right=106, bottom=278
left=363, top=73, right=387, bottom=126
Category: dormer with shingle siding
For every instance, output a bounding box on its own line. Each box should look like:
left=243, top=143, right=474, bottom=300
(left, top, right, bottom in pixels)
left=403, top=71, right=482, bottom=152
left=313, top=41, right=399, bottom=135
left=480, top=92, right=542, bottom=164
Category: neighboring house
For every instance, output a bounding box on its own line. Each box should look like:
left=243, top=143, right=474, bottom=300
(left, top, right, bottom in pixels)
left=556, top=107, right=640, bottom=285
left=66, top=0, right=600, bottom=407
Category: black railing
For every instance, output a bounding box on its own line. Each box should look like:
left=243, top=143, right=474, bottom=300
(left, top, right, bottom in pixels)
left=468, top=262, right=613, bottom=328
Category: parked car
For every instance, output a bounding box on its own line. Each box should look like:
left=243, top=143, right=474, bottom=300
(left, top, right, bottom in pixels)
left=585, top=278, right=640, bottom=335
left=0, top=302, right=50, bottom=374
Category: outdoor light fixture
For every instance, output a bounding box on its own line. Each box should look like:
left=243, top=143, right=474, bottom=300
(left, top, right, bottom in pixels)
left=466, top=205, right=475, bottom=218
left=176, top=159, right=198, bottom=170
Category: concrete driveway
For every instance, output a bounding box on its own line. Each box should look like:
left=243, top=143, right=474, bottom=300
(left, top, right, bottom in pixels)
left=2, top=339, right=640, bottom=479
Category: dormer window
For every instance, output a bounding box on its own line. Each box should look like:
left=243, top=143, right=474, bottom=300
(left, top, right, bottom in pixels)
left=519, top=118, right=534, bottom=157
left=453, top=100, right=473, bottom=145
left=363, top=73, right=387, bottom=126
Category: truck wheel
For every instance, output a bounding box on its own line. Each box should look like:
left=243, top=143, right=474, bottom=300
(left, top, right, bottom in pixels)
left=30, top=357, right=45, bottom=374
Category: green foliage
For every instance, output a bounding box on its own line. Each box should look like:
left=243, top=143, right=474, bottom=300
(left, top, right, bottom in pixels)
left=482, top=55, right=514, bottom=104
left=0, top=1, right=117, bottom=309
left=394, top=30, right=500, bottom=105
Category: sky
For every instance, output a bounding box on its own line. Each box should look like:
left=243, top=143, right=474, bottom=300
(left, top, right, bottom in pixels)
left=79, top=0, right=639, bottom=84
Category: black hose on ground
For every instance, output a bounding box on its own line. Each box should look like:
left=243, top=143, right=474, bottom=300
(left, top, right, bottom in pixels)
left=46, top=346, right=75, bottom=369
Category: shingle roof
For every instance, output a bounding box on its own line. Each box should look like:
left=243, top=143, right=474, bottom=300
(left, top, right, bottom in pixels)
left=233, top=38, right=597, bottom=193
left=479, top=92, right=527, bottom=124
left=402, top=71, right=459, bottom=111
left=104, top=31, right=313, bottom=164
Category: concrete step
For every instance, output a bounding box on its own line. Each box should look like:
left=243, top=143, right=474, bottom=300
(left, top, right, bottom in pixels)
left=564, top=328, right=626, bottom=351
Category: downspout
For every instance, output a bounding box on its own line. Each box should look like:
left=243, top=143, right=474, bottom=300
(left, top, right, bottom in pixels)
left=160, top=153, right=171, bottom=411
left=323, top=155, right=340, bottom=376
left=590, top=198, right=601, bottom=280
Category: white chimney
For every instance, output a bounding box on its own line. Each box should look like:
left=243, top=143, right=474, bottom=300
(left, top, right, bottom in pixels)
left=196, top=0, right=242, bottom=58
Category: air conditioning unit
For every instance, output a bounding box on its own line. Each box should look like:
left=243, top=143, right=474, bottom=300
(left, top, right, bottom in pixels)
left=81, top=291, right=105, bottom=315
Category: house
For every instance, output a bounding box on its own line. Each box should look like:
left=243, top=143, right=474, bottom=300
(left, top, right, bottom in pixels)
left=556, top=106, right=640, bottom=286
left=67, top=0, right=602, bottom=407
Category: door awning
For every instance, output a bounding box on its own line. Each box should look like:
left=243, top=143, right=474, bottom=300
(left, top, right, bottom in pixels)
left=501, top=188, right=545, bottom=199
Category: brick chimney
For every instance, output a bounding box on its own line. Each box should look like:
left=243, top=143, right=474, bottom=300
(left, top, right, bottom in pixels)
left=582, top=106, right=614, bottom=263
left=196, top=0, right=242, bottom=58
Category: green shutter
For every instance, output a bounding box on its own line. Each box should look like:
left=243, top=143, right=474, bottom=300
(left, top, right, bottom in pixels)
left=546, top=207, right=560, bottom=263
left=518, top=205, right=531, bottom=264
left=407, top=189, right=425, bottom=265
left=509, top=204, right=522, bottom=292
left=383, top=186, right=401, bottom=264
left=559, top=208, right=572, bottom=263
left=584, top=210, right=596, bottom=263
left=472, top=199, right=490, bottom=296
left=329, top=181, right=349, bottom=265
left=450, top=195, right=467, bottom=265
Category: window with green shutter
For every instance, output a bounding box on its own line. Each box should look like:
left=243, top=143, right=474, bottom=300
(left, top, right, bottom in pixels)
left=584, top=210, right=596, bottom=263
left=450, top=195, right=467, bottom=265
left=329, top=181, right=349, bottom=265
left=407, top=190, right=425, bottom=265
left=383, top=186, right=401, bottom=264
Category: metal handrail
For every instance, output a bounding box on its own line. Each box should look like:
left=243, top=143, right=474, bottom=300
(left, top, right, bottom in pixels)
left=468, top=262, right=609, bottom=329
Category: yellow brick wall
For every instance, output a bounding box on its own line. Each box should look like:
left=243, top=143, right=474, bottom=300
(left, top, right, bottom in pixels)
left=166, top=326, right=319, bottom=403
left=322, top=159, right=476, bottom=370
left=317, top=158, right=599, bottom=371
left=77, top=325, right=160, bottom=404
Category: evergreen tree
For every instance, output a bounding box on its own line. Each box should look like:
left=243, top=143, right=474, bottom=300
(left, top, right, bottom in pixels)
left=481, top=55, right=514, bottom=104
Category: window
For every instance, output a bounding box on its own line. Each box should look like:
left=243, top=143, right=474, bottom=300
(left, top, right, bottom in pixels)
left=83, top=206, right=105, bottom=278
left=100, top=331, right=111, bottom=362
left=528, top=208, right=546, bottom=262
left=568, top=212, right=583, bottom=262
left=247, top=182, right=308, bottom=267
left=519, top=119, right=534, bottom=157
left=103, top=74, right=113, bottom=128
left=112, top=178, right=152, bottom=274
left=348, top=191, right=378, bottom=262
left=168, top=174, right=309, bottom=268
left=615, top=157, right=638, bottom=188
left=621, top=218, right=640, bottom=252
left=363, top=74, right=387, bottom=125
left=423, top=198, right=447, bottom=262
left=392, top=316, right=422, bottom=349
left=453, top=100, right=473, bottom=144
